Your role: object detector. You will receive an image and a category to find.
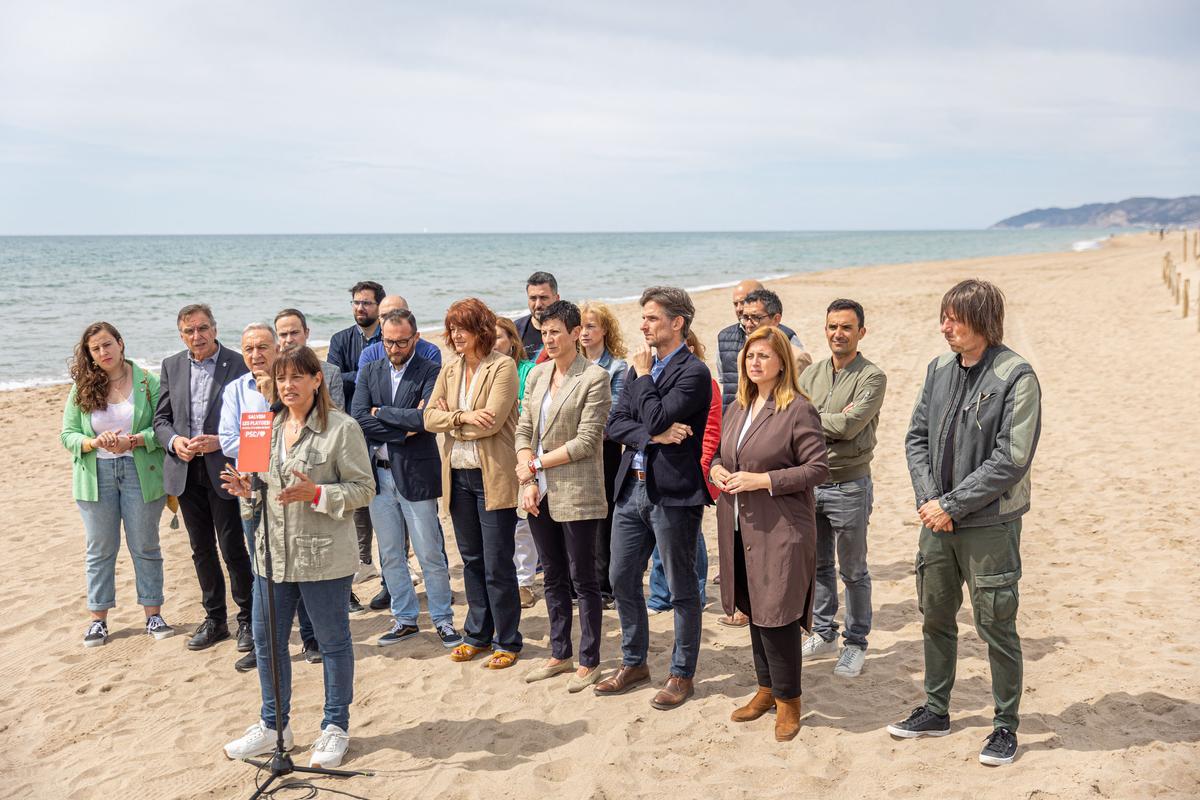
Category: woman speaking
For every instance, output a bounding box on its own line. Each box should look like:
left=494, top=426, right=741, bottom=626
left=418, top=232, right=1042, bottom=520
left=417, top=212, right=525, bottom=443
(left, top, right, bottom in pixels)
left=220, top=346, right=374, bottom=769
left=709, top=326, right=829, bottom=742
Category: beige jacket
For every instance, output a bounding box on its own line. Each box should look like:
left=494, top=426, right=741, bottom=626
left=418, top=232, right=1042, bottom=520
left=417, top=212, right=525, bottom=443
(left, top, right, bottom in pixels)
left=514, top=355, right=612, bottom=522
left=245, top=409, right=375, bottom=583
left=424, top=351, right=520, bottom=512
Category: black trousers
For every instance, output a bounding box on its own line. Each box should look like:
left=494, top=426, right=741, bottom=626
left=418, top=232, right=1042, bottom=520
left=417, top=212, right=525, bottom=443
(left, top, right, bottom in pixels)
left=354, top=506, right=373, bottom=565
left=734, top=528, right=802, bottom=699
left=593, top=439, right=623, bottom=598
left=527, top=498, right=603, bottom=667
left=178, top=457, right=254, bottom=627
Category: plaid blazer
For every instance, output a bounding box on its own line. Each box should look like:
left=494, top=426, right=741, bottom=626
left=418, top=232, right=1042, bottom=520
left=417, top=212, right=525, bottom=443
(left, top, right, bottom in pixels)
left=514, top=354, right=612, bottom=521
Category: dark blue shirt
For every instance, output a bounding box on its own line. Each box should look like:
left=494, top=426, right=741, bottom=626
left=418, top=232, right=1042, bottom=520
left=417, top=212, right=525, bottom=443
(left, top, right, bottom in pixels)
left=327, top=323, right=382, bottom=408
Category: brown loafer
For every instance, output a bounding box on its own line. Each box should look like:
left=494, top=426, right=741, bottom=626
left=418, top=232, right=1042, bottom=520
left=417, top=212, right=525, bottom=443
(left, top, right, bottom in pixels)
left=718, top=612, right=750, bottom=628
left=774, top=696, right=802, bottom=741
left=593, top=664, right=651, bottom=696
left=650, top=675, right=694, bottom=710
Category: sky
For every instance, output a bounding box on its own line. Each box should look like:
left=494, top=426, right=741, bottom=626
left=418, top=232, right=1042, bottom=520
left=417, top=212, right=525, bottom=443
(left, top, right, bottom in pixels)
left=1, top=0, right=1197, bottom=234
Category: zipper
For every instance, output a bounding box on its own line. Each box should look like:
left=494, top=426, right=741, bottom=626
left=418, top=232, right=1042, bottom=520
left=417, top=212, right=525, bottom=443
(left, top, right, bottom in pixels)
left=934, top=367, right=965, bottom=494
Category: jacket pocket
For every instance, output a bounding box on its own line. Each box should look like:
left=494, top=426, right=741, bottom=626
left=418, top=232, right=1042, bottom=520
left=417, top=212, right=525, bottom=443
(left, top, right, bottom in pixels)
left=974, top=568, right=1020, bottom=626
left=914, top=553, right=926, bottom=614
left=295, top=534, right=334, bottom=575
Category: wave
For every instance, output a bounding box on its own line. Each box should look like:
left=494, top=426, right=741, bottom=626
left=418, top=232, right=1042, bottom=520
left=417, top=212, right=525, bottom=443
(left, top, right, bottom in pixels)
left=1071, top=238, right=1105, bottom=251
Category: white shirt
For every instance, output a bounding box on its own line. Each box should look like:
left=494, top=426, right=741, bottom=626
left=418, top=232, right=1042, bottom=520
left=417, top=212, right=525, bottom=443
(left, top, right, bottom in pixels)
left=92, top=397, right=135, bottom=460
left=535, top=381, right=555, bottom=498
left=449, top=362, right=485, bottom=470
left=733, top=408, right=755, bottom=521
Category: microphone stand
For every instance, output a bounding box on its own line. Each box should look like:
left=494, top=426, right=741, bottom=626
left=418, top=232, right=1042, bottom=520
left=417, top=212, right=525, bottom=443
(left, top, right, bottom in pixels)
left=242, top=474, right=370, bottom=799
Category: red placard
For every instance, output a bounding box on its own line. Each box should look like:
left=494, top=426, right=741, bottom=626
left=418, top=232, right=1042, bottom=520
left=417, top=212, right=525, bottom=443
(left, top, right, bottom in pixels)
left=237, top=411, right=274, bottom=473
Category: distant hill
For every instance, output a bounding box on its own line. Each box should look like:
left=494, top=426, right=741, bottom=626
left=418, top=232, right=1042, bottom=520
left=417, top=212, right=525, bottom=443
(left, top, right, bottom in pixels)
left=991, top=196, right=1200, bottom=229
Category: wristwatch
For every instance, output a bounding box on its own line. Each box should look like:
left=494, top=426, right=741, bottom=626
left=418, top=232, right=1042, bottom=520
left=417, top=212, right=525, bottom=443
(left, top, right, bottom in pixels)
left=529, top=457, right=543, bottom=473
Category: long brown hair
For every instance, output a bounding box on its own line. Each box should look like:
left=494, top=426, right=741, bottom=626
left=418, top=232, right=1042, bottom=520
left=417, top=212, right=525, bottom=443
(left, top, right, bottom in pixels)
left=273, top=346, right=332, bottom=429
left=494, top=316, right=528, bottom=363
left=736, top=326, right=807, bottom=411
left=70, top=322, right=125, bottom=414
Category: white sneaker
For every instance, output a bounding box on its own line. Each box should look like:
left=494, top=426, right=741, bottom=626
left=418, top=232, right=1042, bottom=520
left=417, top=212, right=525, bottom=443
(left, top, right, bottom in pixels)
left=801, top=634, right=838, bottom=660
left=833, top=645, right=866, bottom=677
left=354, top=561, right=378, bottom=583
left=223, top=720, right=293, bottom=760
left=309, top=724, right=350, bottom=768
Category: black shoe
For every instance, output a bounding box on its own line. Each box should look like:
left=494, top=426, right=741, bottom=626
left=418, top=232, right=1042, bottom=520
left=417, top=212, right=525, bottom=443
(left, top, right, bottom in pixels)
left=886, top=706, right=951, bottom=738
left=83, top=619, right=109, bottom=648
left=235, top=621, right=254, bottom=652
left=234, top=651, right=257, bottom=672
left=302, top=639, right=323, bottom=664
left=979, top=727, right=1018, bottom=765
left=602, top=594, right=616, bottom=610
left=377, top=622, right=419, bottom=646
left=187, top=619, right=230, bottom=651
left=436, top=622, right=464, bottom=648
left=349, top=593, right=365, bottom=614
left=369, top=588, right=391, bottom=611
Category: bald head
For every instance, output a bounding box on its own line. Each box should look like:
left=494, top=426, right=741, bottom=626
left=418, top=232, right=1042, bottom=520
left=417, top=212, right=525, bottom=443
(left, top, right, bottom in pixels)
left=732, top=279, right=764, bottom=322
left=379, top=295, right=409, bottom=315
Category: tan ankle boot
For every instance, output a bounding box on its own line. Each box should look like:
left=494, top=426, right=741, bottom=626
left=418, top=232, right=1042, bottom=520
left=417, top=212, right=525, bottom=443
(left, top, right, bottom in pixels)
left=774, top=697, right=802, bottom=741
left=731, top=687, right=774, bottom=722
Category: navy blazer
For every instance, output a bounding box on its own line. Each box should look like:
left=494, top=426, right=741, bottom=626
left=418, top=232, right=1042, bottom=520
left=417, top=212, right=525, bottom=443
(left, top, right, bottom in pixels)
left=351, top=354, right=441, bottom=501
left=605, top=347, right=713, bottom=507
left=153, top=343, right=249, bottom=499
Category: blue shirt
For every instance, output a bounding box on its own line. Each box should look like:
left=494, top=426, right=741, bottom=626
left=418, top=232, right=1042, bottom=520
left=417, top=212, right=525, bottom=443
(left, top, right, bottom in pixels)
left=357, top=337, right=442, bottom=370
left=218, top=372, right=272, bottom=459
left=632, top=342, right=688, bottom=471
left=187, top=352, right=218, bottom=437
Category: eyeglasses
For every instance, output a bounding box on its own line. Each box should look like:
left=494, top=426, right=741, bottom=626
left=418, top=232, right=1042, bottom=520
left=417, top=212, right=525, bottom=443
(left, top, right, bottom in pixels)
left=351, top=300, right=378, bottom=308
left=740, top=313, right=769, bottom=325
left=383, top=337, right=415, bottom=350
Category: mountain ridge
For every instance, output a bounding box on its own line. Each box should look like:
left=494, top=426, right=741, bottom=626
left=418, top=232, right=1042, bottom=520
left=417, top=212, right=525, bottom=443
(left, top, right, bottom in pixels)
left=992, top=195, right=1200, bottom=229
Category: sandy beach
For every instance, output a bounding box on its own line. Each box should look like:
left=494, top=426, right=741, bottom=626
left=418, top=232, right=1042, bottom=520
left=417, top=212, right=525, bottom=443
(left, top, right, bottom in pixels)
left=2, top=231, right=1198, bottom=799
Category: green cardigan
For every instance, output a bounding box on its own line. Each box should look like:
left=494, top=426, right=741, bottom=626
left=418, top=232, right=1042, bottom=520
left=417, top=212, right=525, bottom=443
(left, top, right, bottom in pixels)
left=60, top=362, right=166, bottom=503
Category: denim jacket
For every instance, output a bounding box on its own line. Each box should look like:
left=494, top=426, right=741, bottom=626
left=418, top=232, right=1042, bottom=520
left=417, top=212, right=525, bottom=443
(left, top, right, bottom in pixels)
left=905, top=345, right=1041, bottom=528
left=595, top=347, right=628, bottom=408
left=243, top=409, right=375, bottom=582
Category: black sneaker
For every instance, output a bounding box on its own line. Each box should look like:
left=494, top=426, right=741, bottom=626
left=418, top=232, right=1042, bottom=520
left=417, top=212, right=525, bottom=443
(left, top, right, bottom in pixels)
left=235, top=621, right=254, bottom=652
left=979, top=727, right=1018, bottom=765
left=234, top=651, right=257, bottom=673
left=302, top=639, right=323, bottom=664
left=377, top=622, right=419, bottom=646
left=187, top=619, right=230, bottom=651
left=369, top=588, right=391, bottom=611
left=349, top=593, right=365, bottom=614
left=436, top=622, right=464, bottom=648
left=602, top=594, right=616, bottom=610
left=146, top=614, right=175, bottom=640
left=84, top=619, right=109, bottom=648
left=886, top=706, right=951, bottom=738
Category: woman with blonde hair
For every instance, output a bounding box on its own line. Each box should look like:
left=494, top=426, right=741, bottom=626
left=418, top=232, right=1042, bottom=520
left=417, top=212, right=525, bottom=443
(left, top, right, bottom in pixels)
left=577, top=301, right=627, bottom=607
left=709, top=326, right=829, bottom=742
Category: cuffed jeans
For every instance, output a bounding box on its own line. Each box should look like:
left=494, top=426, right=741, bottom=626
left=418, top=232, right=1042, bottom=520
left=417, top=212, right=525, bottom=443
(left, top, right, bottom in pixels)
left=371, top=467, right=454, bottom=628
left=77, top=457, right=166, bottom=611
left=449, top=469, right=522, bottom=653
left=917, top=520, right=1023, bottom=732
left=253, top=574, right=354, bottom=732
left=646, top=536, right=708, bottom=611
left=609, top=477, right=704, bottom=678
left=243, top=507, right=314, bottom=644
left=527, top=498, right=603, bottom=667
left=812, top=476, right=874, bottom=649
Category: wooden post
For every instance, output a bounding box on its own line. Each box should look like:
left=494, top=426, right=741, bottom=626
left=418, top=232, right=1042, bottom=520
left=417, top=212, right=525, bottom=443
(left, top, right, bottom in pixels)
left=1184, top=279, right=1190, bottom=318
left=1176, top=272, right=1182, bottom=303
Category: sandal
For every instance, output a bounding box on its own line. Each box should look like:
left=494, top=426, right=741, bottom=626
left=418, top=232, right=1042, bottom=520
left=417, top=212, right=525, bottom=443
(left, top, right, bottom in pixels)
left=449, top=643, right=490, bottom=662
left=482, top=650, right=520, bottom=670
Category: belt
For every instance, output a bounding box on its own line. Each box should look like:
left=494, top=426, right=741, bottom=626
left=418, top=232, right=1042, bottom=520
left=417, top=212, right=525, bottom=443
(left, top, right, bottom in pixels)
left=376, top=459, right=391, bottom=470
left=634, top=470, right=647, bottom=481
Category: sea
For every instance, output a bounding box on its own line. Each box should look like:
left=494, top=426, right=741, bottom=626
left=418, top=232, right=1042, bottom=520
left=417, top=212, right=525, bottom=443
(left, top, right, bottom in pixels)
left=0, top=228, right=1116, bottom=389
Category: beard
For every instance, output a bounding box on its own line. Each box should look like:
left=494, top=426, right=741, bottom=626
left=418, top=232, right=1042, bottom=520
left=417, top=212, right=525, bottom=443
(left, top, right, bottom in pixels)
left=356, top=311, right=379, bottom=327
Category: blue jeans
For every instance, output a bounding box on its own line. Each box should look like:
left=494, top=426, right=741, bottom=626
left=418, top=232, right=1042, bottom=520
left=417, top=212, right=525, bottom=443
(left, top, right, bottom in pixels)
left=609, top=478, right=704, bottom=678
left=77, top=458, right=166, bottom=611
left=243, top=507, right=315, bottom=644
left=646, top=536, right=708, bottom=611
left=371, top=467, right=454, bottom=628
left=449, top=469, right=522, bottom=652
left=253, top=575, right=354, bottom=732
left=812, top=476, right=874, bottom=649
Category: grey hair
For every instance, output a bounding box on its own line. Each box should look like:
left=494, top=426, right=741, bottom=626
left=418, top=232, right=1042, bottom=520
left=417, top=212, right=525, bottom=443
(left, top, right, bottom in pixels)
left=639, top=286, right=696, bottom=336
left=242, top=322, right=277, bottom=341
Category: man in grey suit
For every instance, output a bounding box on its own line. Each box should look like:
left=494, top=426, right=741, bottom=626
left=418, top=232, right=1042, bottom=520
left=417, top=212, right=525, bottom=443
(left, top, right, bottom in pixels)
left=153, top=304, right=254, bottom=654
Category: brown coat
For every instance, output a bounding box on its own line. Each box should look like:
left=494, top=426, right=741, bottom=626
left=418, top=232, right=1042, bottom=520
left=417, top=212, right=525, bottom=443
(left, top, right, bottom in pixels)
left=423, top=351, right=520, bottom=512
left=713, top=396, right=829, bottom=629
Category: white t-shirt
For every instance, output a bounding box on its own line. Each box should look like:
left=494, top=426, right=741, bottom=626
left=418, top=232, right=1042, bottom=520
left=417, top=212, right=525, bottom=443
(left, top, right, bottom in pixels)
left=91, top=397, right=134, bottom=460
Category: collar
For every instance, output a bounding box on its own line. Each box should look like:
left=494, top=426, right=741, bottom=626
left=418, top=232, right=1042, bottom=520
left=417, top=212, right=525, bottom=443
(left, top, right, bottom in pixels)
left=188, top=346, right=219, bottom=367
left=653, top=342, right=688, bottom=368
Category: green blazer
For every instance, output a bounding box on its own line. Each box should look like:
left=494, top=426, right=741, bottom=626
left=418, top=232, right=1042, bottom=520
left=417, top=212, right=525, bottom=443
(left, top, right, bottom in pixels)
left=60, top=362, right=166, bottom=503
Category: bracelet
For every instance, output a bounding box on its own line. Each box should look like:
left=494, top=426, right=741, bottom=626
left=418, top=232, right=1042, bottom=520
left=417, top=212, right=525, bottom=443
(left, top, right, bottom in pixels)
left=312, top=486, right=322, bottom=506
